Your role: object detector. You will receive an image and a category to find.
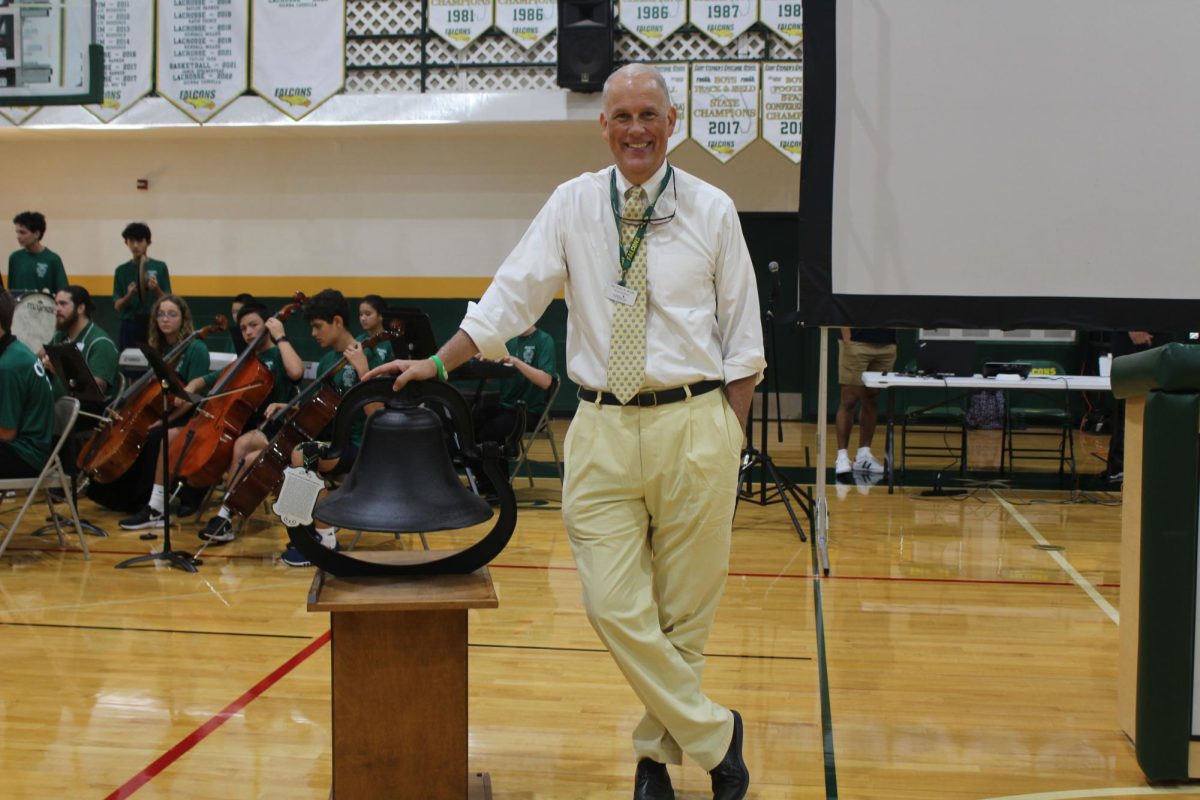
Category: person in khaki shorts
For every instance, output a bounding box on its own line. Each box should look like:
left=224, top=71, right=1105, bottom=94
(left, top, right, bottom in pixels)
left=836, top=328, right=897, bottom=476
left=367, top=64, right=764, bottom=800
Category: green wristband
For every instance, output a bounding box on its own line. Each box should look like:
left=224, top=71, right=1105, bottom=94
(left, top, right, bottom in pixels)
left=429, top=354, right=448, bottom=381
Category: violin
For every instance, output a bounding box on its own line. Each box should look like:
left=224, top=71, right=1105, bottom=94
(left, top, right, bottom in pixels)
left=78, top=316, right=228, bottom=484
left=169, top=293, right=306, bottom=488
left=223, top=326, right=401, bottom=518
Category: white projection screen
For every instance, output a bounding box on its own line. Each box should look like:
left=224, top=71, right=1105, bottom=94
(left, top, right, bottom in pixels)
left=798, top=0, right=1200, bottom=329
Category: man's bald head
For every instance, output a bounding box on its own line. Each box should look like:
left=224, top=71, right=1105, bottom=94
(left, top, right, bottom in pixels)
left=602, top=64, right=672, bottom=114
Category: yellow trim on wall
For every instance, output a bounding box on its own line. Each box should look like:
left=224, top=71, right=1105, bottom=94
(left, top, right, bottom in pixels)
left=70, top=275, right=495, bottom=299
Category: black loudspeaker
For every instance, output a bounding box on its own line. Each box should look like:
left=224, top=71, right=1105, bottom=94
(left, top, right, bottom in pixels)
left=556, top=0, right=614, bottom=92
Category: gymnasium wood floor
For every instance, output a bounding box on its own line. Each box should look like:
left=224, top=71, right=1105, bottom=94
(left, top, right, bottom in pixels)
left=2, top=422, right=1198, bottom=799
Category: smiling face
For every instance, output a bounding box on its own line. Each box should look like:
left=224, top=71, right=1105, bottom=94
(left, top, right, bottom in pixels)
left=600, top=67, right=676, bottom=187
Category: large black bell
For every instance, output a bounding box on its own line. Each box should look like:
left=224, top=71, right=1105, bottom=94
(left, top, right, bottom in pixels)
left=314, top=403, right=492, bottom=533
left=289, top=377, right=518, bottom=578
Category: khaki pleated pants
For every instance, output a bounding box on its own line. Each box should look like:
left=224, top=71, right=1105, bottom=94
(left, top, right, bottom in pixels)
left=562, top=387, right=741, bottom=770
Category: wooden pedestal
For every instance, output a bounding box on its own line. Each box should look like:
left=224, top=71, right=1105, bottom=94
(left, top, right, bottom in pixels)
left=308, top=552, right=499, bottom=799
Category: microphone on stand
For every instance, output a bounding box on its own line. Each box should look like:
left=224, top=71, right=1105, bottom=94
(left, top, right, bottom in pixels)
left=766, top=261, right=780, bottom=320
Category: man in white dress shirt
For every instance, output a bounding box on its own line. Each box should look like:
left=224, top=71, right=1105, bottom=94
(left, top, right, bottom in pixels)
left=366, top=63, right=765, bottom=800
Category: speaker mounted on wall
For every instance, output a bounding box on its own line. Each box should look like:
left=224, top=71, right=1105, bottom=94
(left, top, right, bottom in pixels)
left=556, top=0, right=614, bottom=92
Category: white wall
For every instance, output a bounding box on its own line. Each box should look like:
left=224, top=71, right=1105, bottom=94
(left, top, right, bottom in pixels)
left=1, top=121, right=799, bottom=293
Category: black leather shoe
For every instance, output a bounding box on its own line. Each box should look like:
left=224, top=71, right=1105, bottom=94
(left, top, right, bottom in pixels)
left=633, top=758, right=674, bottom=800
left=709, top=710, right=750, bottom=800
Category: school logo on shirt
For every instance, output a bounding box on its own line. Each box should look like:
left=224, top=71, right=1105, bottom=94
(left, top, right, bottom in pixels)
left=522, top=345, right=536, bottom=363
left=262, top=358, right=276, bottom=371
left=147, top=270, right=159, bottom=282
left=340, top=364, right=356, bottom=388
left=36, top=262, right=48, bottom=278
left=375, top=347, right=388, bottom=362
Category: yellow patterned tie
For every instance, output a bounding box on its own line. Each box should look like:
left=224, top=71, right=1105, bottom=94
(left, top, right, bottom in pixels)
left=606, top=185, right=649, bottom=404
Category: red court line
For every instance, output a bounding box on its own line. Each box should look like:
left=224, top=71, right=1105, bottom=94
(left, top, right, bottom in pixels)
left=103, top=630, right=332, bottom=800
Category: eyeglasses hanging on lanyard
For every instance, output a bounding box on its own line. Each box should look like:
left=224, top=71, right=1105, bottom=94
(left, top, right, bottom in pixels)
left=609, top=165, right=675, bottom=287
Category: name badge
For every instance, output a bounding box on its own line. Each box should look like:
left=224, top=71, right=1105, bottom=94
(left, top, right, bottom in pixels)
left=604, top=282, right=638, bottom=306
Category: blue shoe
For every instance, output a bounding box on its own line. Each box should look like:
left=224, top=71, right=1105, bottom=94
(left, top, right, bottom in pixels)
left=281, top=539, right=339, bottom=567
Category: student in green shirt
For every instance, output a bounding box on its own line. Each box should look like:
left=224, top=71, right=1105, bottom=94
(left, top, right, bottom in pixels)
left=148, top=293, right=212, bottom=390
left=0, top=291, right=56, bottom=479
left=113, top=222, right=171, bottom=351
left=8, top=211, right=68, bottom=295
left=118, top=301, right=303, bottom=531
left=469, top=325, right=557, bottom=495
left=356, top=294, right=395, bottom=364
left=195, top=290, right=381, bottom=553
left=43, top=285, right=119, bottom=404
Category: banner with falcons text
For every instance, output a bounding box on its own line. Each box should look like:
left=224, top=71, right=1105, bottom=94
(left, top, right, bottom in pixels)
left=762, top=62, right=802, bottom=163
left=760, top=0, right=802, bottom=46
left=251, top=0, right=345, bottom=120
left=619, top=0, right=687, bottom=48
left=495, top=0, right=556, bottom=49
left=690, top=62, right=759, bottom=163
left=428, top=0, right=494, bottom=49
left=689, top=0, right=755, bottom=47
left=660, top=62, right=690, bottom=154
left=156, top=0, right=250, bottom=123
left=87, top=0, right=155, bottom=122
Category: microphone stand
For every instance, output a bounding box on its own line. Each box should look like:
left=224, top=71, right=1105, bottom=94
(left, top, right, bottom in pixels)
left=116, top=346, right=203, bottom=573
left=735, top=262, right=812, bottom=543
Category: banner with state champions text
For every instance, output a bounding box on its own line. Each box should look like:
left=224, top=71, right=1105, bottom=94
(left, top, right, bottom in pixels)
left=252, top=0, right=345, bottom=120
left=156, top=0, right=249, bottom=123
left=690, top=62, right=759, bottom=163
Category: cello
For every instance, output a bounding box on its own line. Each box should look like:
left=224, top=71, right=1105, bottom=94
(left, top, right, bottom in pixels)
left=170, top=293, right=305, bottom=488
left=78, top=316, right=228, bottom=484
left=223, top=326, right=401, bottom=518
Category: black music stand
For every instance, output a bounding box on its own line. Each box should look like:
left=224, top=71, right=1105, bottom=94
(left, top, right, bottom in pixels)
left=36, top=344, right=110, bottom=539
left=735, top=271, right=813, bottom=543
left=382, top=308, right=437, bottom=359
left=115, top=346, right=203, bottom=573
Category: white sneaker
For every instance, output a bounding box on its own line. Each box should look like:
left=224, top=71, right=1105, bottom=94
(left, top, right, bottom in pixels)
left=854, top=450, right=886, bottom=474
left=835, top=452, right=853, bottom=475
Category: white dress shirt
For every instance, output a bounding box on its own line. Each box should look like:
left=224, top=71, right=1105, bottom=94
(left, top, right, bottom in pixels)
left=460, top=161, right=766, bottom=392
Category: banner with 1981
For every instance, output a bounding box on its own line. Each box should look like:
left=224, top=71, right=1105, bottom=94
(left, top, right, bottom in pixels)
left=428, top=0, right=494, bottom=49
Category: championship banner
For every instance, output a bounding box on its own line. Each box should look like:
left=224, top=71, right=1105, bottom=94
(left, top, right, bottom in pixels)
left=496, top=0, right=556, bottom=49
left=690, top=62, right=759, bottom=163
left=427, top=0, right=494, bottom=50
left=689, top=0, right=755, bottom=47
left=87, top=0, right=155, bottom=122
left=0, top=106, right=41, bottom=125
left=660, top=62, right=689, bottom=154
left=156, top=0, right=250, bottom=123
left=251, top=0, right=345, bottom=120
left=619, top=0, right=687, bottom=48
left=761, top=62, right=802, bottom=163
left=760, top=0, right=802, bottom=45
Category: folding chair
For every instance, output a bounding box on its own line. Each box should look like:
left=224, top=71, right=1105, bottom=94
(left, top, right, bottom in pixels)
left=0, top=397, right=90, bottom=560
left=1002, top=359, right=1076, bottom=479
left=510, top=375, right=563, bottom=487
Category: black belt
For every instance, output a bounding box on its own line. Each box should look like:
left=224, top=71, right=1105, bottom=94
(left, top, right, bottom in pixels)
left=578, top=380, right=723, bottom=407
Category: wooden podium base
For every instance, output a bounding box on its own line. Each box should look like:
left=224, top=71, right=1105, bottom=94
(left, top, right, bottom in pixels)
left=308, top=552, right=499, bottom=799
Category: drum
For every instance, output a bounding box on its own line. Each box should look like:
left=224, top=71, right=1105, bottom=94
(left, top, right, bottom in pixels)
left=11, top=291, right=57, bottom=352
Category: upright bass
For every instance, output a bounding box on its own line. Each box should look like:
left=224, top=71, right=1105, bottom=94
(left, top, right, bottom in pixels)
left=78, top=316, right=228, bottom=484
left=170, top=293, right=305, bottom=488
